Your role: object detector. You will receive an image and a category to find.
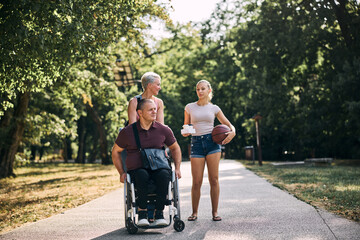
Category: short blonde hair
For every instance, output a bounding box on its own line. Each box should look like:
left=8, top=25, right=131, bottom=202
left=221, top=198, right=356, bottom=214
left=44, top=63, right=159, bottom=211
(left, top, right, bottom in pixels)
left=196, top=80, right=213, bottom=101
left=141, top=72, right=161, bottom=90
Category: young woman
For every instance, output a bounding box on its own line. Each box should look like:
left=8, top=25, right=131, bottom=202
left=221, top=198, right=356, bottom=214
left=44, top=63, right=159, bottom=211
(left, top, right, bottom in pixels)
left=182, top=80, right=235, bottom=222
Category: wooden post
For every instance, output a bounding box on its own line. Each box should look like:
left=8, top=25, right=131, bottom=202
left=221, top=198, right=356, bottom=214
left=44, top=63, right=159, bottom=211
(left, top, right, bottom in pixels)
left=252, top=114, right=263, bottom=166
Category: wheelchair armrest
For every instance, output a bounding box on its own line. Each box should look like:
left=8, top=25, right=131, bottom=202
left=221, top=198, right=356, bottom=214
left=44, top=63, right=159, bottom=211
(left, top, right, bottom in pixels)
left=126, top=173, right=132, bottom=184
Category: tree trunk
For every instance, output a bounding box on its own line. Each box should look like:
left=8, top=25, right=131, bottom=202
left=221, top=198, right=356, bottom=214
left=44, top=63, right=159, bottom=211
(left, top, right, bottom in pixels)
left=329, top=0, right=355, bottom=50
left=0, top=92, right=30, bottom=178
left=65, top=137, right=72, bottom=162
left=88, top=133, right=99, bottom=163
left=62, top=138, right=71, bottom=163
left=30, top=145, right=37, bottom=161
left=76, top=116, right=86, bottom=163
left=85, top=104, right=110, bottom=165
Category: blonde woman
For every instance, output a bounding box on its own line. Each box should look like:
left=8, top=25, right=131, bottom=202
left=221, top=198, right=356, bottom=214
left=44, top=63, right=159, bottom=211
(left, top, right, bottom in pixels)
left=182, top=80, right=235, bottom=222
left=127, top=72, right=164, bottom=124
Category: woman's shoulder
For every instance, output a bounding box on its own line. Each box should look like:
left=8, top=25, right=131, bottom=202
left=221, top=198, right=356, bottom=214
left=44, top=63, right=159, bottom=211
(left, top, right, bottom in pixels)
left=128, top=97, right=136, bottom=106
left=185, top=102, right=197, bottom=111
left=130, top=95, right=141, bottom=102
left=208, top=103, right=221, bottom=112
left=153, top=96, right=163, bottom=104
left=185, top=102, right=197, bottom=107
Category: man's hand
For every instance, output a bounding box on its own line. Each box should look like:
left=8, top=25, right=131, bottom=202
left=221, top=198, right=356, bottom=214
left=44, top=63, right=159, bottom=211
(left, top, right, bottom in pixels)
left=168, top=142, right=182, bottom=180
left=120, top=172, right=126, bottom=183
left=175, top=168, right=182, bottom=179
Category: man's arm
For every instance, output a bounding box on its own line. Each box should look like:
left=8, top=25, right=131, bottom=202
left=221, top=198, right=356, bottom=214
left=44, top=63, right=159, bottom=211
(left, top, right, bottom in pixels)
left=168, top=142, right=182, bottom=179
left=111, top=143, right=126, bottom=183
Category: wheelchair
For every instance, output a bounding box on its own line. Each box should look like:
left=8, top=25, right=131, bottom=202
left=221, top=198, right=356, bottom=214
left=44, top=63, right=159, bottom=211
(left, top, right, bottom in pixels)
left=123, top=166, right=185, bottom=234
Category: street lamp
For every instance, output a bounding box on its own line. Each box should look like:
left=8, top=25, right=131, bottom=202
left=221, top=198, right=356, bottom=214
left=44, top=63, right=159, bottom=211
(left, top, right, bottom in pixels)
left=252, top=114, right=263, bottom=166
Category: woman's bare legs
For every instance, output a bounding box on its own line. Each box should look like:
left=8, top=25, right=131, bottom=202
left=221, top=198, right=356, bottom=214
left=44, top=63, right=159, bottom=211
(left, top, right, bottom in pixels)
left=206, top=152, right=221, bottom=217
left=190, top=157, right=206, bottom=217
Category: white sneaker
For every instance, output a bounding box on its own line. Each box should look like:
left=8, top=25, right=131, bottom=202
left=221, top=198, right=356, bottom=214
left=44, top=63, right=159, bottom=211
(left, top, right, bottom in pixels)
left=154, top=211, right=167, bottom=226
left=155, top=218, right=167, bottom=226
left=137, top=218, right=150, bottom=227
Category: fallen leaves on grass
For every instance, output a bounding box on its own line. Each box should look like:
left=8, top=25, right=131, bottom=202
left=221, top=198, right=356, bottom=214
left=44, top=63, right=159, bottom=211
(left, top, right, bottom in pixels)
left=0, top=163, right=121, bottom=234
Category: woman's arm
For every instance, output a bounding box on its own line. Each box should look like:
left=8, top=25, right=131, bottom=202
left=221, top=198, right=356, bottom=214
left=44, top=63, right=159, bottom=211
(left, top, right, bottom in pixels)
left=156, top=98, right=164, bottom=124
left=216, top=110, right=236, bottom=145
left=182, top=110, right=191, bottom=137
left=127, top=97, right=138, bottom=124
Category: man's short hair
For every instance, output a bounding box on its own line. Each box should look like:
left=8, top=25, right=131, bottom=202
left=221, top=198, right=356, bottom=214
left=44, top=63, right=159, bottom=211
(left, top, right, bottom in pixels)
left=136, top=99, right=155, bottom=111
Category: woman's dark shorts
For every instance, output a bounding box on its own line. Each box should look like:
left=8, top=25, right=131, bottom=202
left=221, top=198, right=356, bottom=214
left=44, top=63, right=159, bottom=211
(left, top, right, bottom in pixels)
left=190, top=133, right=221, bottom=158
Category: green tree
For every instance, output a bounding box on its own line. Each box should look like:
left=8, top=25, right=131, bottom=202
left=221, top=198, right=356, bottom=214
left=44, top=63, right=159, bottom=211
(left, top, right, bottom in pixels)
left=0, top=0, right=170, bottom=178
left=153, top=0, right=360, bottom=160
left=208, top=0, right=360, bottom=160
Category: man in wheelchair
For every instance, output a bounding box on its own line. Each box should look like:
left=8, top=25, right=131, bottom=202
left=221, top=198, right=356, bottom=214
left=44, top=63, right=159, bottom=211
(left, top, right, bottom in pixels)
left=112, top=99, right=182, bottom=227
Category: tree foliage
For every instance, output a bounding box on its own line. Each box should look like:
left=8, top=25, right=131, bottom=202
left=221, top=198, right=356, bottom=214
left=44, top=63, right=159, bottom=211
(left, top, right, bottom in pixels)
left=199, top=0, right=360, bottom=159
left=1, top=0, right=359, bottom=179
left=0, top=0, right=170, bottom=178
left=144, top=0, right=359, bottom=160
left=0, top=0, right=169, bottom=114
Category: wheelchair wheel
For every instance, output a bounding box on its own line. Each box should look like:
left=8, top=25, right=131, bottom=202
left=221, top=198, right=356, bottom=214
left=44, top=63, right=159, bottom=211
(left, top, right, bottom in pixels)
left=173, top=177, right=181, bottom=219
left=124, top=181, right=132, bottom=221
left=126, top=218, right=138, bottom=234
left=173, top=219, right=185, bottom=232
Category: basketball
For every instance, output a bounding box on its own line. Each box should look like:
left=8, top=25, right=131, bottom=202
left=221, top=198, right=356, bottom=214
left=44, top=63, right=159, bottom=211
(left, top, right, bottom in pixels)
left=211, top=124, right=231, bottom=145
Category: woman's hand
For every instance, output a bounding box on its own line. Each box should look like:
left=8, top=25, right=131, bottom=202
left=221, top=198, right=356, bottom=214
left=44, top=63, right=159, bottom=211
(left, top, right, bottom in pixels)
left=216, top=110, right=236, bottom=145
left=182, top=110, right=192, bottom=137
left=222, top=131, right=235, bottom=145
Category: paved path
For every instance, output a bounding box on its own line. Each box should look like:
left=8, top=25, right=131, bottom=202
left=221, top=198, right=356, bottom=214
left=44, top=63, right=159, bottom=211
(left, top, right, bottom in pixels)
left=1, top=160, right=359, bottom=239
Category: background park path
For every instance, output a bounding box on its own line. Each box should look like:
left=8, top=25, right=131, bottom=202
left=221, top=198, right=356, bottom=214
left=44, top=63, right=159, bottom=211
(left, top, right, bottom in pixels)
left=1, top=160, right=359, bottom=240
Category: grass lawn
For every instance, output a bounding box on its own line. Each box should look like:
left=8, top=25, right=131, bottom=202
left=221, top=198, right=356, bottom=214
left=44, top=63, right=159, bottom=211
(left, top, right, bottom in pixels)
left=0, top=163, right=121, bottom=234
left=240, top=160, right=360, bottom=222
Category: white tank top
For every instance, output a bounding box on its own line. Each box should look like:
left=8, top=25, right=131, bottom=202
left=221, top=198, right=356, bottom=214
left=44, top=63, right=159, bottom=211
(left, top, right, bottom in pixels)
left=185, top=102, right=220, bottom=136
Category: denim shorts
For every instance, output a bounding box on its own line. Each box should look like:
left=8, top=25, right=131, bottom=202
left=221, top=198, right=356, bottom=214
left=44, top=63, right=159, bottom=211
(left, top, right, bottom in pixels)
left=190, top=133, right=221, bottom=158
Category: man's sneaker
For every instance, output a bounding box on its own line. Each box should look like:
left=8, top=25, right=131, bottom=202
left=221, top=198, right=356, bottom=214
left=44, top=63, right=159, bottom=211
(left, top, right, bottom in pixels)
left=154, top=210, right=167, bottom=226
left=137, top=211, right=150, bottom=227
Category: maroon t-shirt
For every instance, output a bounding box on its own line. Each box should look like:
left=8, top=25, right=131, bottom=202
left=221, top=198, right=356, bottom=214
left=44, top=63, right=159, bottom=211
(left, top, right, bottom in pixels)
left=115, top=121, right=177, bottom=171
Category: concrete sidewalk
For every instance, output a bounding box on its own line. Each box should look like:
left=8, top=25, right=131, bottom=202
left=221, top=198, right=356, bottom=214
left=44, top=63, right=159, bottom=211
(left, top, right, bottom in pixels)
left=1, top=160, right=359, bottom=239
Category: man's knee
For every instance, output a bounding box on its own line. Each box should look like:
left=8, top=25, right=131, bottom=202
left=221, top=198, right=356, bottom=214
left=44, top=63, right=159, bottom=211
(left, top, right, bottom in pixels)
left=133, top=168, right=150, bottom=187
left=154, top=169, right=171, bottom=186
left=158, top=169, right=171, bottom=180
